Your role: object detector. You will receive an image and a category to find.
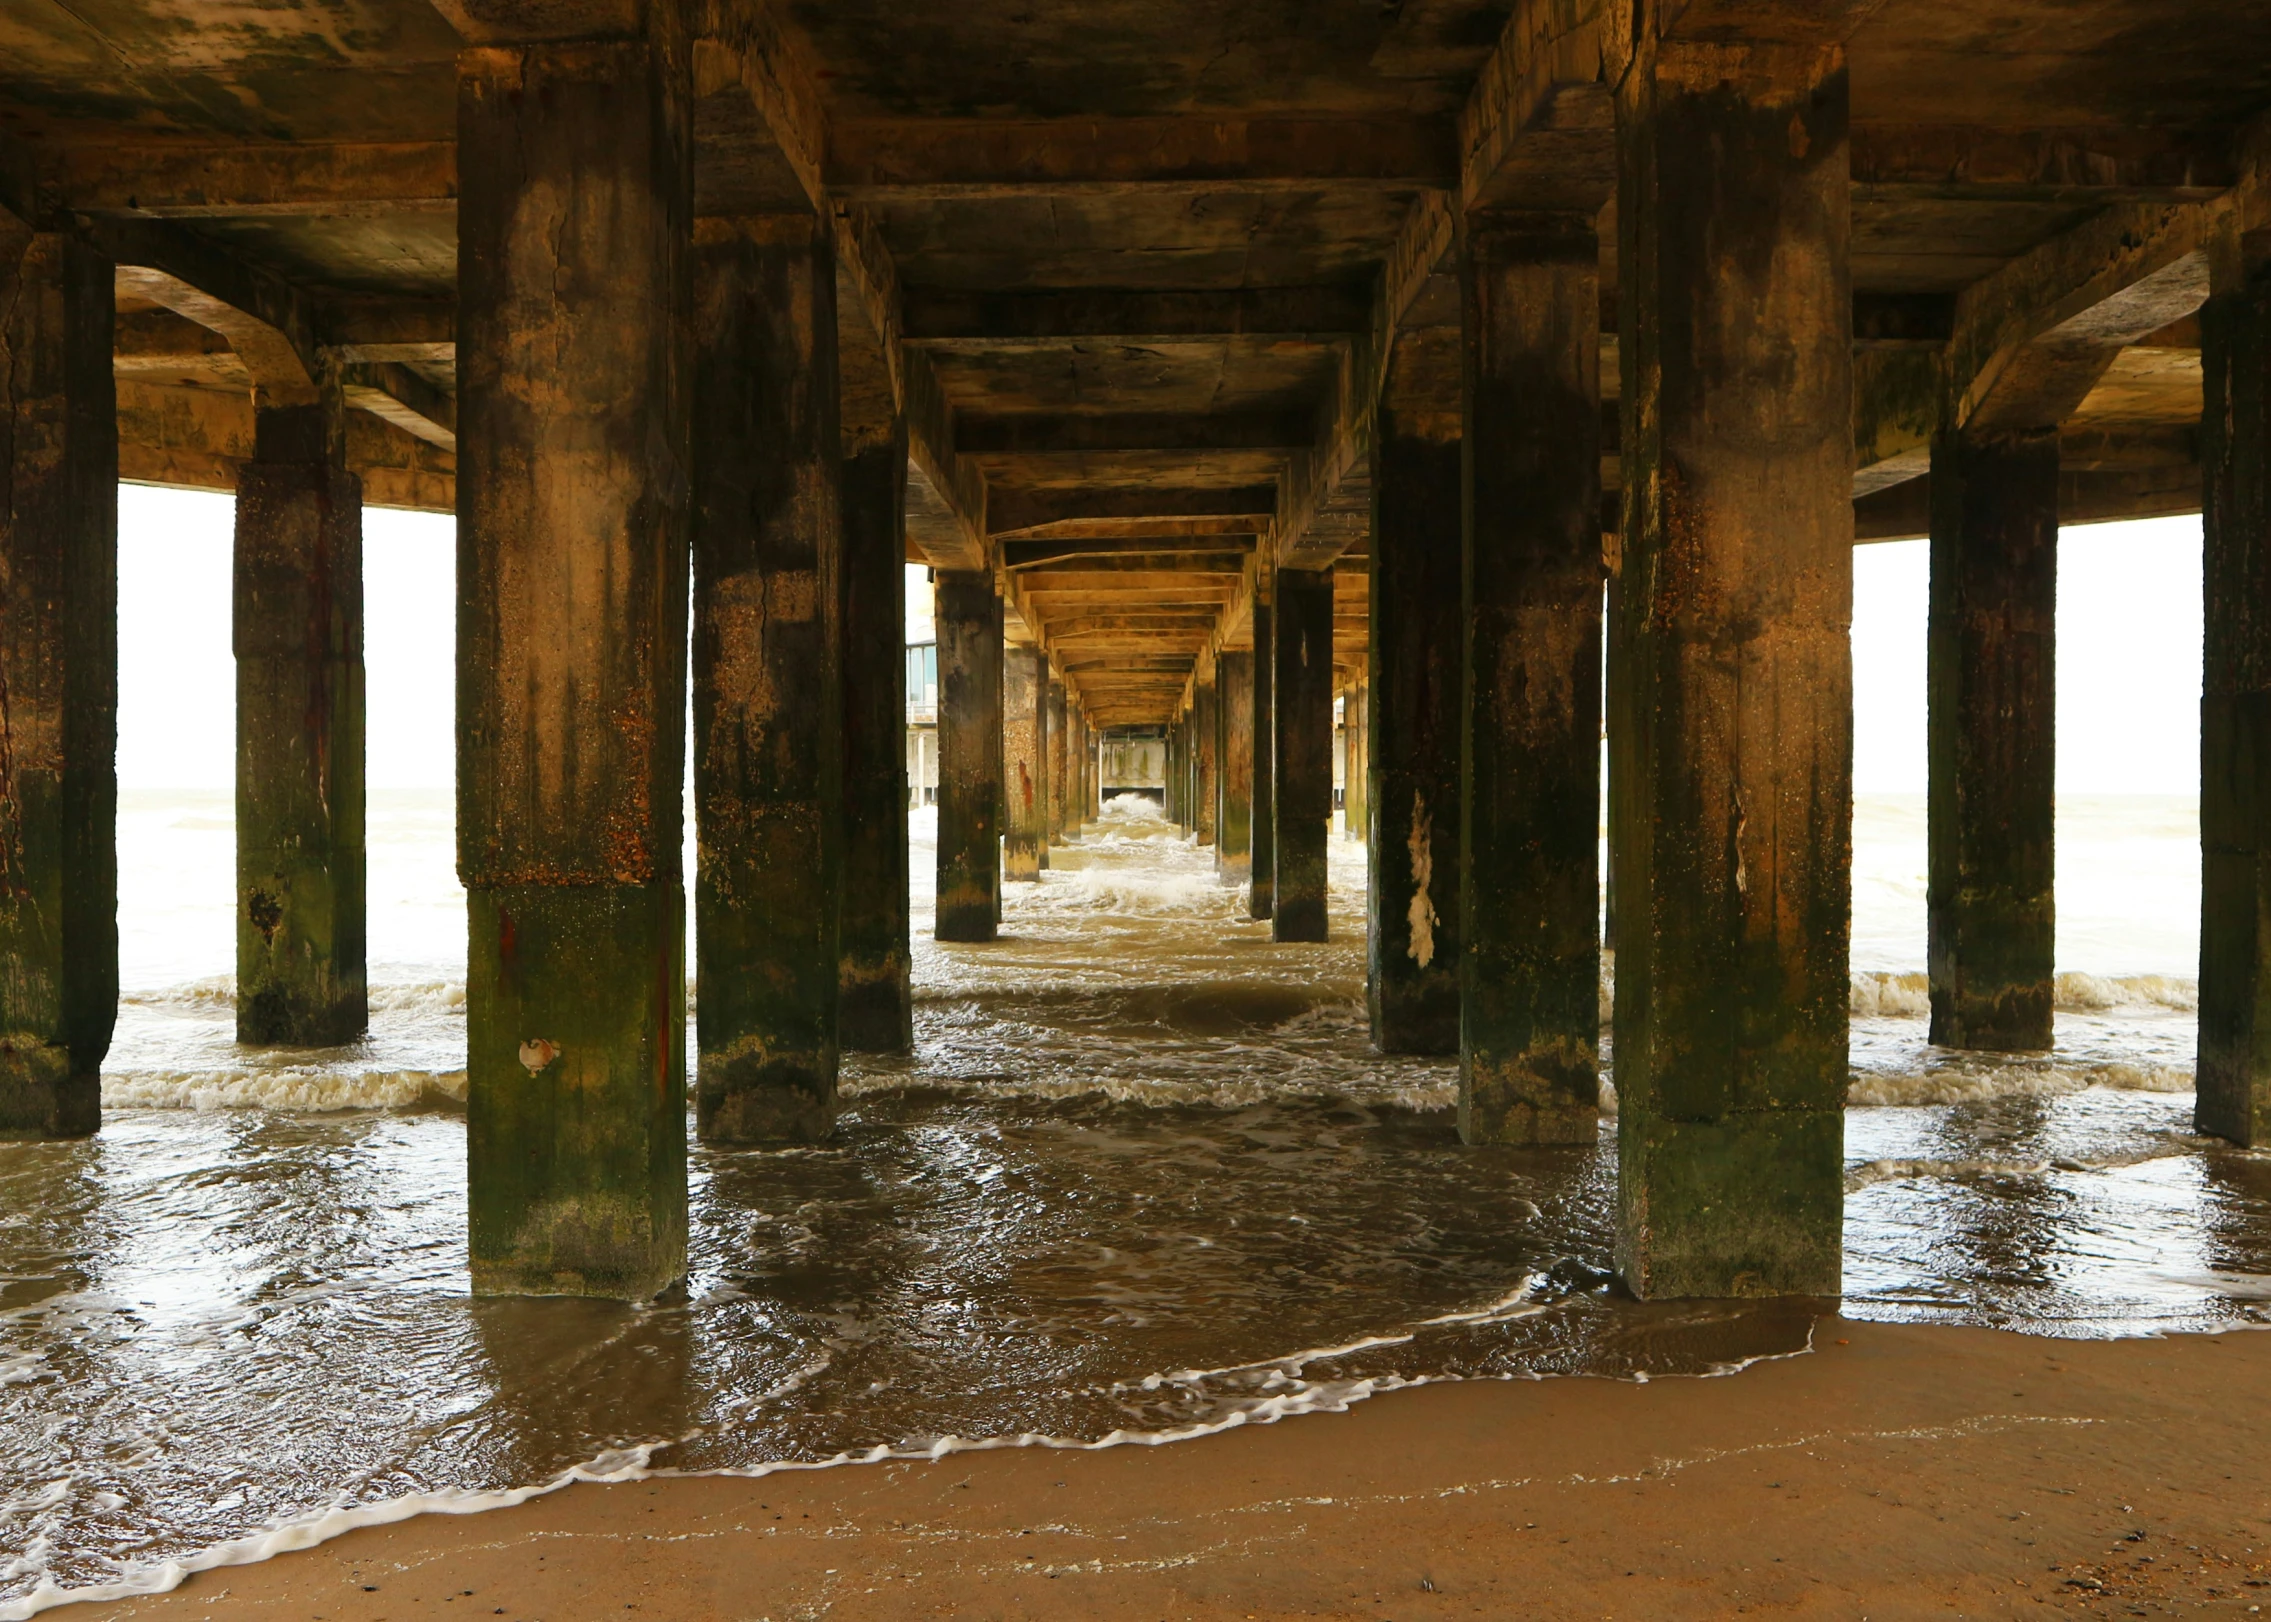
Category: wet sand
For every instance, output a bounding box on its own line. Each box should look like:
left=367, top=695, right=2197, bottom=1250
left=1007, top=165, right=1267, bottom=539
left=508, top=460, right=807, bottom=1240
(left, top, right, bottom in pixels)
left=79, top=1320, right=2271, bottom=1620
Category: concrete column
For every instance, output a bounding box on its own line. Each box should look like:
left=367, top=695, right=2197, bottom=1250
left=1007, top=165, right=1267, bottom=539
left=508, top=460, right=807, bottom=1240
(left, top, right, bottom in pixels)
left=838, top=417, right=912, bottom=1054
left=1927, top=430, right=2057, bottom=1053
left=1610, top=38, right=1852, bottom=1300
left=0, top=221, right=114, bottom=1141
left=1459, top=213, right=1604, bottom=1146
left=689, top=214, right=845, bottom=1144
left=1004, top=644, right=1046, bottom=881
left=1368, top=346, right=1463, bottom=1054
left=1215, top=651, right=1255, bottom=885
left=1193, top=679, right=1218, bottom=844
left=2201, top=259, right=2271, bottom=1147
left=1090, top=711, right=1102, bottom=819
left=1344, top=678, right=1368, bottom=840
left=935, top=571, right=1002, bottom=940
left=235, top=399, right=366, bottom=1048
left=1046, top=677, right=1070, bottom=844
left=458, top=29, right=691, bottom=1298
left=1275, top=567, right=1334, bottom=942
left=1250, top=590, right=1276, bottom=920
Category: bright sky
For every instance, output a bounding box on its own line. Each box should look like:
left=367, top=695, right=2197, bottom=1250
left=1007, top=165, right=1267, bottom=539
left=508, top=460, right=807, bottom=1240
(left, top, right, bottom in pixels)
left=118, top=485, right=2202, bottom=798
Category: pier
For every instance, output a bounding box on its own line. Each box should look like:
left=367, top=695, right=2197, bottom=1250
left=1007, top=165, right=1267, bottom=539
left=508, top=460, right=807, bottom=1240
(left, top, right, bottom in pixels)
left=2, top=0, right=2266, bottom=1303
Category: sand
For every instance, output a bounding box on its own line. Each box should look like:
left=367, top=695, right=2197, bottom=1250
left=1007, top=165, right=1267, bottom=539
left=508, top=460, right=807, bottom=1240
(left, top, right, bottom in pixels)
left=73, top=1320, right=2271, bottom=1620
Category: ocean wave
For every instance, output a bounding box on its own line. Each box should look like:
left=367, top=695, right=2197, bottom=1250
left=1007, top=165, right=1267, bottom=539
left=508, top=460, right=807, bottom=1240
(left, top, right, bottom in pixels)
left=1846, top=1061, right=2191, bottom=1108
left=122, top=978, right=469, bottom=1016
left=1848, top=970, right=2199, bottom=1018
left=101, top=1068, right=467, bottom=1113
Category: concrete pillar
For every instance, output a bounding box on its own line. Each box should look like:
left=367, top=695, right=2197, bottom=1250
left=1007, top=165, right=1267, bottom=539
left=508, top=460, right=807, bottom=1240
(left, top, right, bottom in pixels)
left=458, top=28, right=691, bottom=1298
left=1046, top=677, right=1070, bottom=844
left=935, top=571, right=1002, bottom=940
left=0, top=221, right=114, bottom=1141
left=1250, top=589, right=1276, bottom=919
left=2201, top=259, right=2271, bottom=1146
left=1193, top=679, right=1218, bottom=844
left=839, top=415, right=912, bottom=1054
left=1215, top=651, right=1255, bottom=885
left=234, top=399, right=366, bottom=1049
left=1274, top=567, right=1334, bottom=942
left=1459, top=213, right=1604, bottom=1146
left=1927, top=430, right=2057, bottom=1053
left=1369, top=347, right=1463, bottom=1053
left=690, top=216, right=844, bottom=1144
left=1343, top=677, right=1368, bottom=840
left=1003, top=644, right=1046, bottom=881
left=1609, top=37, right=1853, bottom=1300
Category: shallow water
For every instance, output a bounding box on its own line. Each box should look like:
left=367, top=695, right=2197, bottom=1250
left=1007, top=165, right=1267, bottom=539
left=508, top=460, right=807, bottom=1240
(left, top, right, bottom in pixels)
left=4, top=794, right=2266, bottom=1615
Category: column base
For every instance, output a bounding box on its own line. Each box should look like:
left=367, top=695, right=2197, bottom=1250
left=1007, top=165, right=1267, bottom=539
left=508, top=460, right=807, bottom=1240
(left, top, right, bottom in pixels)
left=0, top=1045, right=98, bottom=1139
left=1273, top=898, right=1326, bottom=943
left=839, top=955, right=913, bottom=1054
left=697, top=1042, right=837, bottom=1144
left=1460, top=1050, right=1598, bottom=1146
left=467, top=883, right=687, bottom=1300
left=1616, top=1109, right=1844, bottom=1300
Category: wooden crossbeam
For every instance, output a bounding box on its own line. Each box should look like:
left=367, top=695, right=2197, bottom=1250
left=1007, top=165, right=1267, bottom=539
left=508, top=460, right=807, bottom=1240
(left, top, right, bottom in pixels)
left=956, top=411, right=1314, bottom=456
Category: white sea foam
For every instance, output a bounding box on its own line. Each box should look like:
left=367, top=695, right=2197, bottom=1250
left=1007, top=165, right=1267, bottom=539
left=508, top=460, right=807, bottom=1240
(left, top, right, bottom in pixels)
left=1848, top=969, right=2201, bottom=1018
left=100, top=1068, right=467, bottom=1113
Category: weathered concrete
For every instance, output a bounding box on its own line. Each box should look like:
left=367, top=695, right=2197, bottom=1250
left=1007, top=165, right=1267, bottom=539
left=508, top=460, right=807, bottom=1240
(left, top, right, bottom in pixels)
left=838, top=415, right=913, bottom=1055
left=935, top=571, right=1003, bottom=941
left=1274, top=567, right=1334, bottom=943
left=1608, top=39, right=1853, bottom=1301
left=1192, top=679, right=1219, bottom=845
left=458, top=30, right=691, bottom=1299
left=1250, top=590, right=1276, bottom=920
left=690, top=215, right=844, bottom=1145
left=1368, top=344, right=1463, bottom=1054
left=1343, top=677, right=1368, bottom=841
left=2201, top=258, right=2271, bottom=1147
left=1214, top=652, right=1255, bottom=886
left=1046, top=676, right=1071, bottom=845
left=1004, top=645, right=1047, bottom=881
left=0, top=219, right=114, bottom=1141
left=1927, top=430, right=2057, bottom=1054
left=1458, top=213, right=1603, bottom=1147
left=235, top=398, right=366, bottom=1048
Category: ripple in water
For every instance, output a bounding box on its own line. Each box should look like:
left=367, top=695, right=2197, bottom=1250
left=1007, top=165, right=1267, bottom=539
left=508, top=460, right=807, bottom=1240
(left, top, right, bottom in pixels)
left=3, top=796, right=2268, bottom=1614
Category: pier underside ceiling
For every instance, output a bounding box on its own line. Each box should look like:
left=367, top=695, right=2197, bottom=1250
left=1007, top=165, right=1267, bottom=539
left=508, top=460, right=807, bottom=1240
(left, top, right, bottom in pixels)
left=3, top=0, right=2267, bottom=725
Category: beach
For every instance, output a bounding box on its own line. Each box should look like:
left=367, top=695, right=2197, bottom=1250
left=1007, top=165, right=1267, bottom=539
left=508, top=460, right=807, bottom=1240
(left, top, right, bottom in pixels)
left=74, top=1319, right=2271, bottom=1620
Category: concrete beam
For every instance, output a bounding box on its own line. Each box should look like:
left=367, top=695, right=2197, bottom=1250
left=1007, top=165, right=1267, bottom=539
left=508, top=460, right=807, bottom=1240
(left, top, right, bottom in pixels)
left=957, top=412, right=1313, bottom=456
left=340, top=362, right=456, bottom=449
left=905, top=287, right=1368, bottom=346
left=96, top=220, right=323, bottom=406
left=989, top=485, right=1279, bottom=538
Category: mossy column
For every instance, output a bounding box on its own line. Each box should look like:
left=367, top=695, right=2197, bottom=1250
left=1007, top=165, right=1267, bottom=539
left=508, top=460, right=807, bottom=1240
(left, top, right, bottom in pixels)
left=2201, top=257, right=2271, bottom=1146
left=839, top=414, right=912, bottom=1054
left=0, top=220, right=114, bottom=1141
left=1343, top=677, right=1367, bottom=840
left=1610, top=38, right=1852, bottom=1300
left=1369, top=342, right=1463, bottom=1053
left=1459, top=214, right=1604, bottom=1146
left=1215, top=651, right=1254, bottom=885
left=1927, top=430, right=2057, bottom=1053
left=935, top=571, right=1002, bottom=940
left=1250, top=589, right=1276, bottom=920
left=1003, top=644, right=1046, bottom=881
left=691, top=216, right=845, bottom=1143
left=1275, top=567, right=1334, bottom=942
left=457, top=30, right=691, bottom=1299
left=1192, top=680, right=1219, bottom=844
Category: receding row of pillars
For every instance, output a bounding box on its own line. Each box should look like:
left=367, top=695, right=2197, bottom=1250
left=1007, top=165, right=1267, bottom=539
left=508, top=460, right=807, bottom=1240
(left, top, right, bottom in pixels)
left=7, top=28, right=2271, bottom=1304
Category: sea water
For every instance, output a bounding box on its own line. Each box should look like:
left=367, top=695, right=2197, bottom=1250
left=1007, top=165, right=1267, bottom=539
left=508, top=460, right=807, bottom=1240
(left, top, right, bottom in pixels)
left=3, top=792, right=2266, bottom=1615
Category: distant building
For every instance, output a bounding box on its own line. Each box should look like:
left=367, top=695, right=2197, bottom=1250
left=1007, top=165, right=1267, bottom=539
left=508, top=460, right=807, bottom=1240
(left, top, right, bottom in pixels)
left=906, top=640, right=937, bottom=806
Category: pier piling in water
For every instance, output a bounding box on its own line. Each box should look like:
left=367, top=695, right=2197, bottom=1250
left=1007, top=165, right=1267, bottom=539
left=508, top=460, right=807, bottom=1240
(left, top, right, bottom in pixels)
left=1928, top=430, right=2059, bottom=1054
left=1250, top=589, right=1276, bottom=921
left=2200, top=257, right=2271, bottom=1147
left=1608, top=36, right=1853, bottom=1301
left=1274, top=567, right=1334, bottom=943
left=0, top=220, right=114, bottom=1142
left=234, top=397, right=366, bottom=1049
left=457, top=28, right=691, bottom=1299
left=1192, top=676, right=1218, bottom=846
left=936, top=570, right=1003, bottom=941
left=1457, top=214, right=1604, bottom=1148
left=1368, top=336, right=1463, bottom=1054
left=691, top=214, right=845, bottom=1145
left=1004, top=644, right=1046, bottom=881
left=1214, top=651, right=1254, bottom=886
left=1046, top=676, right=1071, bottom=846
left=839, top=414, right=913, bottom=1055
